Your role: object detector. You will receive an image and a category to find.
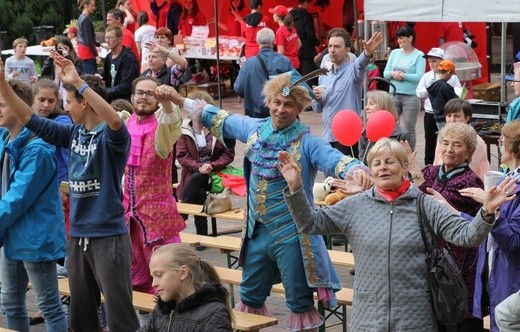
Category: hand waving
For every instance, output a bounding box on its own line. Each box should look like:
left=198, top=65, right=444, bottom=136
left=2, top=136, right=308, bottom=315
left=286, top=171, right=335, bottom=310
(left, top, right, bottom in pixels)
left=484, top=176, right=518, bottom=212
left=145, top=41, right=167, bottom=55
left=338, top=173, right=365, bottom=195
left=363, top=31, right=383, bottom=56
left=276, top=151, right=303, bottom=193
left=52, top=53, right=81, bottom=85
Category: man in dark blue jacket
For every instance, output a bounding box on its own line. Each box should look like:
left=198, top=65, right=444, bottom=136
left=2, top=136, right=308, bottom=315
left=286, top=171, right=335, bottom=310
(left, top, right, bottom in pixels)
left=234, top=28, right=293, bottom=118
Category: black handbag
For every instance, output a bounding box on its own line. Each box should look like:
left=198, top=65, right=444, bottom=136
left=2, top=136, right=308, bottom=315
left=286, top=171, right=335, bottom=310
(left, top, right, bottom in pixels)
left=417, top=193, right=469, bottom=326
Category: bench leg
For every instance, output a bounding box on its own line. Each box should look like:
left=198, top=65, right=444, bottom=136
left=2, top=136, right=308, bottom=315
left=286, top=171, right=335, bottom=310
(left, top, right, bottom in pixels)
left=317, top=301, right=326, bottom=332
left=211, top=217, right=218, bottom=236
left=318, top=302, right=347, bottom=332
left=343, top=305, right=347, bottom=332
left=229, top=284, right=235, bottom=308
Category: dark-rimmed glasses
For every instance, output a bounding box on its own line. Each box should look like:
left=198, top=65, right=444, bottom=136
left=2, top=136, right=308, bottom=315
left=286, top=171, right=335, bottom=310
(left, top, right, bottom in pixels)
left=133, top=90, right=155, bottom=99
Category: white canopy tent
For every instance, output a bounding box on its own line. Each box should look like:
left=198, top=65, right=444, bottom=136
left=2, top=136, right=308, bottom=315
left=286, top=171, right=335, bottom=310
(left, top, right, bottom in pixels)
left=364, top=0, right=520, bottom=103
left=364, top=0, right=520, bottom=22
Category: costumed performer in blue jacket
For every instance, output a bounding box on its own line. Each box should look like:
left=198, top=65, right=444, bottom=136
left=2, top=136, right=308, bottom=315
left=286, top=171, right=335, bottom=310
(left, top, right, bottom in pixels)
left=161, top=71, right=372, bottom=331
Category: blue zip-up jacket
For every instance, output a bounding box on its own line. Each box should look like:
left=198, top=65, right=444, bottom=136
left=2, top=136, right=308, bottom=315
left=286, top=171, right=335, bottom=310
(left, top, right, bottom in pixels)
left=472, top=176, right=520, bottom=332
left=25, top=114, right=130, bottom=238
left=0, top=127, right=66, bottom=261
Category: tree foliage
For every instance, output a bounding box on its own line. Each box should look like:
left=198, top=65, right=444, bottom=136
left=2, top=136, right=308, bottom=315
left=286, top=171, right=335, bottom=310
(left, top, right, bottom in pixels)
left=0, top=0, right=65, bottom=47
left=0, top=0, right=116, bottom=48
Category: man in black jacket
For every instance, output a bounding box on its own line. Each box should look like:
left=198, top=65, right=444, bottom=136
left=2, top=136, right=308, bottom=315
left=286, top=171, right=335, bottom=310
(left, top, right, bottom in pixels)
left=290, top=0, right=320, bottom=82
left=103, top=25, right=139, bottom=102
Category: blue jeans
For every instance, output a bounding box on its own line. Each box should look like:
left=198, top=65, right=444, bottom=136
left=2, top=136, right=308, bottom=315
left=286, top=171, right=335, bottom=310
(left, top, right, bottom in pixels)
left=82, top=58, right=97, bottom=75
left=0, top=255, right=67, bottom=332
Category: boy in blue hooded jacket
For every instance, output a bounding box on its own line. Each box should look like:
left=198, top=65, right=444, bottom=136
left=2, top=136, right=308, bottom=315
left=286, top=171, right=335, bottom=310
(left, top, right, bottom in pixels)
left=0, top=53, right=139, bottom=332
left=0, top=79, right=67, bottom=331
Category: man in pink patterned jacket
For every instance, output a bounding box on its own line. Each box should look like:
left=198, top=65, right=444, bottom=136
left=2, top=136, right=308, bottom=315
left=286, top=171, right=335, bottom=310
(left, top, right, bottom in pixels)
left=122, top=76, right=186, bottom=300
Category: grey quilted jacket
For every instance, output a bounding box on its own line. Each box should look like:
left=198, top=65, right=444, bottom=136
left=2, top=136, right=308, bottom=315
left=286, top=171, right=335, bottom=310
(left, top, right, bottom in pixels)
left=286, top=185, right=493, bottom=331
left=145, top=284, right=232, bottom=332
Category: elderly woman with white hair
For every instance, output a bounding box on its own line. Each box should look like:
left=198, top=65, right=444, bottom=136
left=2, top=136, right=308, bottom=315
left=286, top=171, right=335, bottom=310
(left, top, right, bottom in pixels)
left=277, top=137, right=516, bottom=331
left=410, top=123, right=485, bottom=331
left=163, top=71, right=371, bottom=331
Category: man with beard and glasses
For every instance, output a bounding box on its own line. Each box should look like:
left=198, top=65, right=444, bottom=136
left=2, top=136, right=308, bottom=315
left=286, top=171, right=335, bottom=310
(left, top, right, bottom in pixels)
left=122, top=76, right=186, bottom=326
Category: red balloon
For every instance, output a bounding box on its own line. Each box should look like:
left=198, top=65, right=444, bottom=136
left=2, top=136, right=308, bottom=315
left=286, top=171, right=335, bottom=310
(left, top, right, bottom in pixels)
left=366, top=110, right=396, bottom=143
left=331, top=110, right=363, bottom=146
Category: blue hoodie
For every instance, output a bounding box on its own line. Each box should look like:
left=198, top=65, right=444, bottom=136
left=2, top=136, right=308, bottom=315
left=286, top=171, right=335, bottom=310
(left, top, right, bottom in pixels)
left=25, top=114, right=130, bottom=238
left=0, top=127, right=66, bottom=261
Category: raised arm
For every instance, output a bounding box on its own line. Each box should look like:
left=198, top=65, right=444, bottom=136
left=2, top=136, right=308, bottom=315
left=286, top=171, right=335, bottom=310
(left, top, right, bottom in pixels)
left=146, top=41, right=187, bottom=68
left=54, top=54, right=123, bottom=131
left=154, top=84, right=182, bottom=158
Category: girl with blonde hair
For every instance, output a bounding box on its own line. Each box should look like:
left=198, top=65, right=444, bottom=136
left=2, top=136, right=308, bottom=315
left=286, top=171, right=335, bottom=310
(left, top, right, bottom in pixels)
left=146, top=243, right=233, bottom=331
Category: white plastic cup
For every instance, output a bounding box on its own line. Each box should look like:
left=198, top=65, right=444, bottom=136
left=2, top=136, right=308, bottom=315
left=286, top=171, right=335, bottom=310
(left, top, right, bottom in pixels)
left=314, top=85, right=325, bottom=96
left=484, top=171, right=505, bottom=190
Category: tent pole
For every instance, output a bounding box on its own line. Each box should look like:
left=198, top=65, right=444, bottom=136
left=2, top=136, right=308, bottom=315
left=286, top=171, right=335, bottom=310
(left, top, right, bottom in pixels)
left=500, top=22, right=507, bottom=103
left=214, top=0, right=222, bottom=108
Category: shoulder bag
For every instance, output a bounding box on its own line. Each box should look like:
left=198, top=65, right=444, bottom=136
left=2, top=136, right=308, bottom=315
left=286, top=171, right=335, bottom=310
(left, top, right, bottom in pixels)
left=417, top=193, right=468, bottom=326
left=254, top=54, right=271, bottom=118
left=256, top=54, right=270, bottom=80
left=203, top=187, right=232, bottom=215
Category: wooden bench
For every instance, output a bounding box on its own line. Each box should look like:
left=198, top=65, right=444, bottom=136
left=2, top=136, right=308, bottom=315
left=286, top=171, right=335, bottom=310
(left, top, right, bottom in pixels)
left=56, top=278, right=277, bottom=332
left=177, top=202, right=245, bottom=236
left=181, top=232, right=242, bottom=268
left=214, top=266, right=352, bottom=332
left=180, top=232, right=355, bottom=269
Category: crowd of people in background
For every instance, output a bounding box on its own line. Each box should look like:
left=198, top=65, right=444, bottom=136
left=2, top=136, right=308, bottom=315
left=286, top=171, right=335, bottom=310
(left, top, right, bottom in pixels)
left=0, top=0, right=519, bottom=331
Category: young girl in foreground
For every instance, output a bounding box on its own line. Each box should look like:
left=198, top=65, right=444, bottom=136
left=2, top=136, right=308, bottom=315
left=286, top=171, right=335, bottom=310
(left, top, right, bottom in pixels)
left=146, top=243, right=233, bottom=331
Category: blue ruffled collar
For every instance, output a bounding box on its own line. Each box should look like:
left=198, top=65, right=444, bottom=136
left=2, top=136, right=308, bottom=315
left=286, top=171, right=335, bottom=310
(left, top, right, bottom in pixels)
left=246, top=120, right=309, bottom=179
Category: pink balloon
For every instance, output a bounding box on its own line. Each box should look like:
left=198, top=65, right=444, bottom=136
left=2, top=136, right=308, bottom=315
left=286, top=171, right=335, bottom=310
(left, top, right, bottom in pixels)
left=331, top=110, right=363, bottom=146
left=366, top=110, right=396, bottom=143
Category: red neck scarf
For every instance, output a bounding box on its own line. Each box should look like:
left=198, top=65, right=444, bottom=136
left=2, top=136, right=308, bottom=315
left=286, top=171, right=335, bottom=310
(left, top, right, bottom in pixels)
left=375, top=178, right=411, bottom=203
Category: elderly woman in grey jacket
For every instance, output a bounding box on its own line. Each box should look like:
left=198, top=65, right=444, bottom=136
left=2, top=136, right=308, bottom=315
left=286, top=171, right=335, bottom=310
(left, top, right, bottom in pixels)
left=496, top=290, right=520, bottom=332
left=277, top=138, right=516, bottom=331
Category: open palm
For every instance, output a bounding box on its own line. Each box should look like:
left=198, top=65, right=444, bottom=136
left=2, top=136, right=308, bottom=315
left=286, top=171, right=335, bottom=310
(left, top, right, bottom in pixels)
left=484, top=177, right=518, bottom=212
left=52, top=54, right=80, bottom=85
left=276, top=151, right=302, bottom=193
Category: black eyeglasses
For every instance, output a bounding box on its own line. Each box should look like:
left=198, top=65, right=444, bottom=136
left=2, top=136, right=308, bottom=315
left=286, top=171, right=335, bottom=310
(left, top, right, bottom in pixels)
left=507, top=80, right=520, bottom=83
left=133, top=90, right=155, bottom=98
